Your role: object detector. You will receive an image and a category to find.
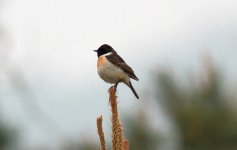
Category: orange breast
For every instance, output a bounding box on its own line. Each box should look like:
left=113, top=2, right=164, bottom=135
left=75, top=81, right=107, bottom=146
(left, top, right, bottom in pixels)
left=97, top=56, right=106, bottom=67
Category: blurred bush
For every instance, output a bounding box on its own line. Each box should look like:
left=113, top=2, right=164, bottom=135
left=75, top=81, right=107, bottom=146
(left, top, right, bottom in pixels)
left=155, top=58, right=237, bottom=150
left=61, top=140, right=99, bottom=150
left=0, top=121, right=16, bottom=150
left=124, top=110, right=160, bottom=150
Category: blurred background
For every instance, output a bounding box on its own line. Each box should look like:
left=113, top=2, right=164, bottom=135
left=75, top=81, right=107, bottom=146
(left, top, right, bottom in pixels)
left=0, top=0, right=237, bottom=149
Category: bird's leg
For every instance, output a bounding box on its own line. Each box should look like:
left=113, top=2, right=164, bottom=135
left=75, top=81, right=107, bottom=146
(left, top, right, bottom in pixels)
left=108, top=82, right=120, bottom=92
left=114, top=82, right=119, bottom=91
left=108, top=86, right=114, bottom=92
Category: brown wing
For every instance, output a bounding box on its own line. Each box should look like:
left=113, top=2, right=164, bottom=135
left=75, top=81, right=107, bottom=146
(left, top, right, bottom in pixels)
left=106, top=53, right=139, bottom=81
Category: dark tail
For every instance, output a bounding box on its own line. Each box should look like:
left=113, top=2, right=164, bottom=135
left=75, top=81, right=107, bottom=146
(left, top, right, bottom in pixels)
left=128, top=81, right=139, bottom=99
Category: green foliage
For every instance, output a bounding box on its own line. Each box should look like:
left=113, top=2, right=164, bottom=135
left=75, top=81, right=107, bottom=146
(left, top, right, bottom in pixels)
left=0, top=121, right=16, bottom=149
left=156, top=61, right=237, bottom=150
left=61, top=140, right=99, bottom=150
left=124, top=110, right=160, bottom=150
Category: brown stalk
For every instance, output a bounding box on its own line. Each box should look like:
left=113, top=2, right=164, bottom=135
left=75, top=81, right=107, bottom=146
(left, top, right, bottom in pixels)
left=109, top=86, right=124, bottom=150
left=123, top=139, right=129, bottom=150
left=97, top=115, right=106, bottom=150
left=96, top=86, right=129, bottom=150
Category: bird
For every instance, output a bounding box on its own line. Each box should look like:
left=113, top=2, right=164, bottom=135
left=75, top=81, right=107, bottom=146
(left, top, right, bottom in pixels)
left=94, top=44, right=139, bottom=99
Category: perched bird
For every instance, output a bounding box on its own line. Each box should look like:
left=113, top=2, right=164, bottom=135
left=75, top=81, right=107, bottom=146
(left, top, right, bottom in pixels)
left=94, top=44, right=139, bottom=99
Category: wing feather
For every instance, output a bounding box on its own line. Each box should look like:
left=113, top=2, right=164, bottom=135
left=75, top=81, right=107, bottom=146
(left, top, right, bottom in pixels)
left=106, top=53, right=139, bottom=81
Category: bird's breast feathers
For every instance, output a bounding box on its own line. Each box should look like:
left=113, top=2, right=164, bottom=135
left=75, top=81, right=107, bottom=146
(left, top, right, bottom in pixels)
left=97, top=55, right=106, bottom=67
left=97, top=56, right=129, bottom=84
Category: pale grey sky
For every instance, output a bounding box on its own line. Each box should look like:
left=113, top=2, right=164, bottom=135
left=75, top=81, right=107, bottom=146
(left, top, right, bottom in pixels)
left=0, top=0, right=237, bottom=149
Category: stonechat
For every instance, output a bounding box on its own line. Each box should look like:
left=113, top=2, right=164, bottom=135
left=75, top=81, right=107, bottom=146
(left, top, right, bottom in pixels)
left=94, top=44, right=139, bottom=99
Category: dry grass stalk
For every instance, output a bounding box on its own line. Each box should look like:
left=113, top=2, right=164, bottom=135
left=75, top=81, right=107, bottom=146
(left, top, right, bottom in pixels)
left=109, top=86, right=124, bottom=150
left=123, top=139, right=129, bottom=150
left=97, top=115, right=106, bottom=150
left=96, top=86, right=129, bottom=150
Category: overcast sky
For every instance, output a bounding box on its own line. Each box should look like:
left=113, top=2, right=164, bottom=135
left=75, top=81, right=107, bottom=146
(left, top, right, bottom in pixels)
left=0, top=0, right=237, bottom=149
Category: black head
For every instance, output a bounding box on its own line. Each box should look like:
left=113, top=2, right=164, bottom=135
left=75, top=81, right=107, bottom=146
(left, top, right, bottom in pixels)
left=94, top=44, right=115, bottom=57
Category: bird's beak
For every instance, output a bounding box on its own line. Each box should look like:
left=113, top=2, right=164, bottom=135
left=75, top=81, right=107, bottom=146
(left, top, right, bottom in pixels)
left=93, top=50, right=98, bottom=52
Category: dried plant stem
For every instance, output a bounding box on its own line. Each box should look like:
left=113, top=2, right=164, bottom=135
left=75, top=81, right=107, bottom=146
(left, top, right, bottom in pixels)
left=97, top=115, right=106, bottom=150
left=109, top=86, right=124, bottom=150
left=123, top=139, right=129, bottom=150
left=96, top=86, right=129, bottom=150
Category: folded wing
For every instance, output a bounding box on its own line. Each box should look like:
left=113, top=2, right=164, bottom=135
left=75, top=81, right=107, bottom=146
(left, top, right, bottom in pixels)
left=106, top=53, right=139, bottom=81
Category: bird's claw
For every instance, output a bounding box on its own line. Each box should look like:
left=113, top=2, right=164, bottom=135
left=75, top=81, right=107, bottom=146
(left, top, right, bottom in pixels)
left=108, top=85, right=117, bottom=92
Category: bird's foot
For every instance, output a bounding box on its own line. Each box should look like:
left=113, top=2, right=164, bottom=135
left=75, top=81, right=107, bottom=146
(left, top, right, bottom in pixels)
left=108, top=86, right=115, bottom=92
left=108, top=84, right=117, bottom=92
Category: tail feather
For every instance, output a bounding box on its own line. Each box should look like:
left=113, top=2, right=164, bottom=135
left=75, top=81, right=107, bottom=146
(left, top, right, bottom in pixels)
left=128, top=81, right=139, bottom=99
